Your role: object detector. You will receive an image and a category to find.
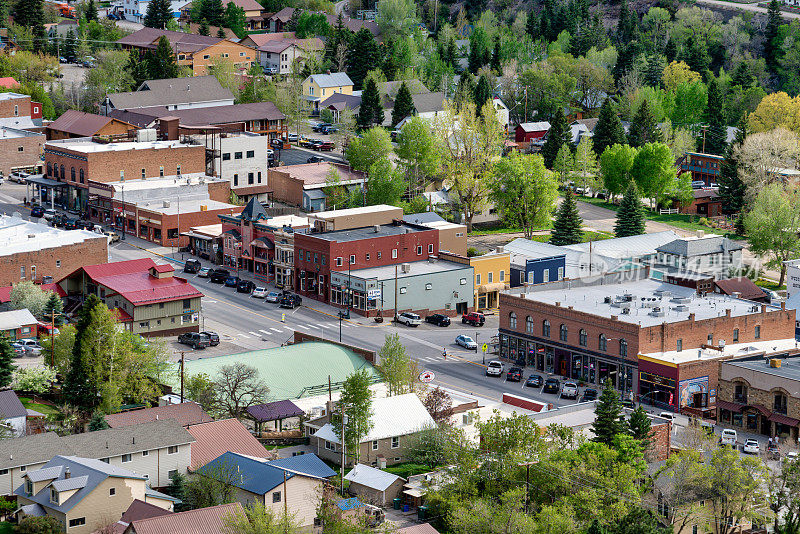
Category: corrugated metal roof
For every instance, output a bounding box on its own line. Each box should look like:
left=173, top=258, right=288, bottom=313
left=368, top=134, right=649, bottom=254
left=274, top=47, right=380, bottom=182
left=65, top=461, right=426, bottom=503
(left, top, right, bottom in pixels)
left=200, top=452, right=292, bottom=495
left=127, top=502, right=243, bottom=534
left=0, top=309, right=38, bottom=331
left=105, top=402, right=212, bottom=429
left=344, top=463, right=403, bottom=491
left=110, top=101, right=285, bottom=127
left=186, top=418, right=272, bottom=470
left=656, top=235, right=743, bottom=257
left=565, top=230, right=681, bottom=260
left=46, top=110, right=117, bottom=137
left=26, top=465, right=63, bottom=482
left=0, top=390, right=27, bottom=419
left=51, top=475, right=88, bottom=491
left=517, top=121, right=550, bottom=132
left=267, top=454, right=336, bottom=479
left=246, top=400, right=304, bottom=422
left=308, top=72, right=353, bottom=88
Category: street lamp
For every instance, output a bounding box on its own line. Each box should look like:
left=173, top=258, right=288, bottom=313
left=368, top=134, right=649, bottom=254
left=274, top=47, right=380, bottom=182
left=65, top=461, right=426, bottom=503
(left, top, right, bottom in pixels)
left=235, top=242, right=242, bottom=279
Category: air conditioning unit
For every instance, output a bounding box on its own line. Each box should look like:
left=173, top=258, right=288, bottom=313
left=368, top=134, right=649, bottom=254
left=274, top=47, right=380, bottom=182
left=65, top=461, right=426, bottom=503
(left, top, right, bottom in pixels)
left=401, top=263, right=411, bottom=273
left=621, top=308, right=631, bottom=315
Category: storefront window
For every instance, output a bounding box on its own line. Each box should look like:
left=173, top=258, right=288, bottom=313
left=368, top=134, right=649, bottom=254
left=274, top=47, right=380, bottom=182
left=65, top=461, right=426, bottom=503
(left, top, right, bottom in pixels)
left=545, top=348, right=554, bottom=373
left=500, top=334, right=509, bottom=359
left=535, top=344, right=545, bottom=370
left=732, top=413, right=743, bottom=427
left=746, top=413, right=758, bottom=431
left=572, top=354, right=582, bottom=380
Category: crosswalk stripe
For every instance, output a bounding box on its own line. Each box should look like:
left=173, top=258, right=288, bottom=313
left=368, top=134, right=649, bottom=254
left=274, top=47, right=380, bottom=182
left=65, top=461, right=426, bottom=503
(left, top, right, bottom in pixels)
left=259, top=329, right=271, bottom=335
left=249, top=331, right=259, bottom=336
left=270, top=328, right=282, bottom=333
left=305, top=324, right=320, bottom=329
left=283, top=326, right=295, bottom=332
left=238, top=333, right=250, bottom=338
left=295, top=324, right=309, bottom=330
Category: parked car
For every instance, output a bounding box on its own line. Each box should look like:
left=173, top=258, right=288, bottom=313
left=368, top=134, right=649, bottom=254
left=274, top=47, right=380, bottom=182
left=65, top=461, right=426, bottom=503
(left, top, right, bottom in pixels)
left=658, top=412, right=675, bottom=421
left=75, top=220, right=93, bottom=230
left=50, top=214, right=67, bottom=228
left=560, top=381, right=579, bottom=399
left=237, top=280, right=256, bottom=293
left=312, top=122, right=331, bottom=132
left=321, top=125, right=338, bottom=134
left=210, top=269, right=230, bottom=283
left=251, top=287, right=268, bottom=298
left=288, top=133, right=300, bottom=142
left=485, top=360, right=503, bottom=376
left=8, top=171, right=30, bottom=184
left=18, top=339, right=42, bottom=356
left=525, top=374, right=544, bottom=387
left=315, top=140, right=335, bottom=151
left=743, top=438, right=760, bottom=454
left=10, top=343, right=25, bottom=358
left=425, top=314, right=451, bottom=327
left=63, top=219, right=78, bottom=230
left=266, top=291, right=281, bottom=303
left=42, top=209, right=57, bottom=221
left=201, top=331, right=220, bottom=346
left=461, top=312, right=485, bottom=326
left=506, top=367, right=523, bottom=382
left=30, top=206, right=45, bottom=218
left=177, top=332, right=210, bottom=349
left=580, top=388, right=598, bottom=402
left=270, top=138, right=285, bottom=149
left=102, top=230, right=120, bottom=243
left=279, top=294, right=302, bottom=308
left=788, top=451, right=799, bottom=461
left=720, top=428, right=738, bottom=446
left=197, top=267, right=212, bottom=278
left=397, top=312, right=422, bottom=326
left=224, top=276, right=240, bottom=287
left=183, top=259, right=202, bottom=274
left=455, top=334, right=477, bottom=350
left=263, top=66, right=278, bottom=75
left=307, top=156, right=325, bottom=163
left=543, top=378, right=561, bottom=394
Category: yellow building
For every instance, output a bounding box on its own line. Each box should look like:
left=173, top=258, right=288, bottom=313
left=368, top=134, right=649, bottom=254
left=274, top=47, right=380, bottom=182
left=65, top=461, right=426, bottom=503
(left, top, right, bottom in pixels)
left=301, top=72, right=354, bottom=113
left=439, top=251, right=510, bottom=311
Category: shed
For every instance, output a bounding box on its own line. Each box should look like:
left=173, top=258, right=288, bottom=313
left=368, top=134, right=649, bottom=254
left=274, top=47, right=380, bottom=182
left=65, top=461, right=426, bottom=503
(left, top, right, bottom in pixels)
left=247, top=399, right=305, bottom=432
left=344, top=464, right=406, bottom=506
left=514, top=121, right=550, bottom=143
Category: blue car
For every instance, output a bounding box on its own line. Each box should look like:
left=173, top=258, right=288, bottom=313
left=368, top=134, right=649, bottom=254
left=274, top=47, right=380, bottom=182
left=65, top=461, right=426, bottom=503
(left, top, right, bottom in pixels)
left=30, top=206, right=45, bottom=218
left=224, top=276, right=240, bottom=287
left=525, top=374, right=543, bottom=388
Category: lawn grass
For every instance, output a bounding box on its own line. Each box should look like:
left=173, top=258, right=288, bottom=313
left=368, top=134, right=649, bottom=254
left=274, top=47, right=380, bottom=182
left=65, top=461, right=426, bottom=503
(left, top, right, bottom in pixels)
left=755, top=279, right=786, bottom=291
left=19, top=397, right=59, bottom=416
left=0, top=521, right=13, bottom=534
left=529, top=230, right=613, bottom=243
left=384, top=463, right=431, bottom=478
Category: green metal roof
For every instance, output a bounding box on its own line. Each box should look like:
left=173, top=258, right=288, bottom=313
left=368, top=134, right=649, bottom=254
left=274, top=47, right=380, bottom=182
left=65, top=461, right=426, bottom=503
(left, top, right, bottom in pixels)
left=171, top=342, right=379, bottom=400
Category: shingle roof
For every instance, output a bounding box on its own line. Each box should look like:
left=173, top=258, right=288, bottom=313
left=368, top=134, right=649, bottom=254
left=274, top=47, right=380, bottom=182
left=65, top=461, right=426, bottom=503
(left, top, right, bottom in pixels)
left=60, top=419, right=195, bottom=459
left=104, top=402, right=212, bottom=429
left=246, top=400, right=304, bottom=422
left=126, top=502, right=243, bottom=534
left=344, top=463, right=403, bottom=491
left=117, top=28, right=223, bottom=54
left=324, top=14, right=380, bottom=35
left=410, top=92, right=444, bottom=114
left=0, top=389, right=27, bottom=419
left=395, top=524, right=441, bottom=534
left=110, top=101, right=285, bottom=127
left=656, top=235, right=744, bottom=257
left=229, top=0, right=263, bottom=11
left=107, top=76, right=234, bottom=111
left=258, top=37, right=323, bottom=54
left=0, top=309, right=38, bottom=331
left=0, top=432, right=63, bottom=470
left=307, top=72, right=353, bottom=88
left=270, top=7, right=295, bottom=22
left=238, top=197, right=270, bottom=223
left=186, top=418, right=272, bottom=470
left=120, top=499, right=173, bottom=525
left=46, top=110, right=135, bottom=137
left=320, top=93, right=361, bottom=112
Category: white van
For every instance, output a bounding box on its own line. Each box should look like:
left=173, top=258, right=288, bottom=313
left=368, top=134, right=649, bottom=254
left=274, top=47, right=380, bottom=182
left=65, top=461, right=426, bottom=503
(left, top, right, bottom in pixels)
left=720, top=428, right=737, bottom=446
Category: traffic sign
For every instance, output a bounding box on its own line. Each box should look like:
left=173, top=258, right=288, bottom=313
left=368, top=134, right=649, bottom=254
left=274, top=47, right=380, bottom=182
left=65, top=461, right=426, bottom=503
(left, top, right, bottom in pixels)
left=482, top=343, right=488, bottom=352
left=418, top=371, right=435, bottom=383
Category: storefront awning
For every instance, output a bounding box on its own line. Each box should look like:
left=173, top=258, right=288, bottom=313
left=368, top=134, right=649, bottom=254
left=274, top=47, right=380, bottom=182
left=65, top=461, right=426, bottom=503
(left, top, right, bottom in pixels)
left=478, top=282, right=509, bottom=293
left=716, top=400, right=744, bottom=413
left=769, top=413, right=800, bottom=427
left=746, top=404, right=772, bottom=417
left=25, top=175, right=66, bottom=187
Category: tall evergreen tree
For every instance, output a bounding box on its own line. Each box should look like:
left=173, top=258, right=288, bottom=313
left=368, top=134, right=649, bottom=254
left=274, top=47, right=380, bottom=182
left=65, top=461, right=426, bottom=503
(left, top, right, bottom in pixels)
left=85, top=0, right=98, bottom=21
left=718, top=114, right=748, bottom=215
left=201, top=0, right=224, bottom=26
left=63, top=295, right=103, bottom=410
left=0, top=337, right=16, bottom=388
left=146, top=36, right=180, bottom=79
left=614, top=183, right=646, bottom=237
left=593, top=99, right=626, bottom=156
left=42, top=293, right=64, bottom=326
left=357, top=77, right=383, bottom=129
left=391, top=81, right=414, bottom=128
left=616, top=0, right=636, bottom=44
left=592, top=379, right=625, bottom=445
left=525, top=10, right=539, bottom=39
left=473, top=74, right=492, bottom=111
left=216, top=27, right=226, bottom=38
left=764, top=0, right=783, bottom=73
left=664, top=38, right=677, bottom=62
left=700, top=79, right=727, bottom=155
left=325, top=13, right=351, bottom=67
left=143, top=0, right=173, bottom=28
left=628, top=405, right=653, bottom=449
left=732, top=63, right=754, bottom=88
left=550, top=192, right=583, bottom=246
left=542, top=108, right=570, bottom=169
left=628, top=100, right=661, bottom=148
left=198, top=19, right=210, bottom=35
left=63, top=28, right=77, bottom=59
left=17, top=0, right=47, bottom=52
left=490, top=38, right=501, bottom=74
left=346, top=28, right=380, bottom=90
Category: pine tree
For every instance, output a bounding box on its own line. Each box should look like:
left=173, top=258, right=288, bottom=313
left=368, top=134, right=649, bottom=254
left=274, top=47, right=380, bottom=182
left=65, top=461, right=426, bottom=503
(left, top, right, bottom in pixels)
left=146, top=36, right=180, bottom=79
left=614, top=182, right=646, bottom=237
left=391, top=81, right=414, bottom=128
left=628, top=405, right=653, bottom=449
left=586, top=520, right=609, bottom=534
left=718, top=114, right=748, bottom=215
left=765, top=0, right=782, bottom=73
left=63, top=28, right=77, bottom=59
left=88, top=411, right=109, bottom=431
left=550, top=192, right=583, bottom=246
left=664, top=38, right=677, bottom=62
left=525, top=10, right=539, bottom=39
left=616, top=0, right=635, bottom=44
left=628, top=100, right=661, bottom=148
left=592, top=379, right=625, bottom=445
left=143, top=0, right=173, bottom=28
left=85, top=0, right=98, bottom=21
left=357, top=77, right=383, bottom=129
left=63, top=295, right=103, bottom=410
left=198, top=19, right=210, bottom=35
left=216, top=27, right=226, bottom=38
left=18, top=0, right=48, bottom=53
left=32, top=16, right=46, bottom=53
left=346, top=28, right=380, bottom=90
left=42, top=293, right=64, bottom=326
left=593, top=99, right=626, bottom=156
left=542, top=107, right=570, bottom=169
left=732, top=63, right=753, bottom=87
left=164, top=471, right=187, bottom=510
left=701, top=79, right=727, bottom=156
left=490, top=38, right=501, bottom=74
left=473, top=74, right=492, bottom=111
left=202, top=0, right=224, bottom=26
left=0, top=337, right=16, bottom=388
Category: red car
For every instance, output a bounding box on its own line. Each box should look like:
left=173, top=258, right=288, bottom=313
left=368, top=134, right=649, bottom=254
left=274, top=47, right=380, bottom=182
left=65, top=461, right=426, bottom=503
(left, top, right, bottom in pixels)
left=461, top=312, right=485, bottom=326
left=315, top=141, right=335, bottom=151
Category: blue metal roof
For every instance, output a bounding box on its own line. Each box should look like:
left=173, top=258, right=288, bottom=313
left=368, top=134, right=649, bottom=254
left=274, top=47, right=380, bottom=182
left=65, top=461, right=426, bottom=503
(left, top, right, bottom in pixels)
left=268, top=454, right=336, bottom=479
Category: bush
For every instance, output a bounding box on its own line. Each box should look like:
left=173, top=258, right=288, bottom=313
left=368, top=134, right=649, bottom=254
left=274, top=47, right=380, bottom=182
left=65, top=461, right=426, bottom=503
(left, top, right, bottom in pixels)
left=467, top=247, right=484, bottom=257
left=12, top=367, right=56, bottom=394
left=698, top=217, right=711, bottom=227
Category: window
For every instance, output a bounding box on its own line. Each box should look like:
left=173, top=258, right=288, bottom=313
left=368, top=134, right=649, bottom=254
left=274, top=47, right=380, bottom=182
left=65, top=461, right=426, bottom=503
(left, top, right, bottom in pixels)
left=349, top=255, right=355, bottom=265
left=20, top=266, right=24, bottom=279
left=559, top=324, right=568, bottom=342
left=235, top=152, right=243, bottom=159
left=734, top=383, right=747, bottom=403
left=69, top=518, right=86, bottom=528
left=50, top=487, right=58, bottom=504
left=500, top=270, right=505, bottom=282
left=233, top=174, right=238, bottom=186
left=775, top=392, right=788, bottom=414
left=183, top=299, right=191, bottom=309
left=488, top=272, right=493, bottom=283
left=142, top=450, right=149, bottom=457
left=141, top=168, right=146, bottom=179
left=335, top=257, right=343, bottom=267
left=391, top=436, right=399, bottom=449
left=372, top=440, right=378, bottom=451
left=246, top=150, right=255, bottom=158
left=558, top=267, right=564, bottom=279
left=100, top=458, right=109, bottom=463
left=733, top=328, right=739, bottom=343
left=579, top=329, right=587, bottom=346
left=0, top=469, right=7, bottom=475
left=417, top=245, right=422, bottom=255
left=223, top=152, right=231, bottom=161
left=392, top=249, right=398, bottom=259
left=203, top=54, right=210, bottom=59
left=25, top=478, right=32, bottom=495
left=168, top=469, right=177, bottom=479
left=428, top=244, right=434, bottom=254
left=707, top=333, right=713, bottom=345
left=258, top=171, right=261, bottom=183
left=509, top=312, right=517, bottom=329
left=248, top=172, right=254, bottom=185
left=543, top=269, right=549, bottom=283
left=168, top=446, right=178, bottom=454
left=476, top=274, right=481, bottom=285
left=168, top=228, right=178, bottom=239
left=526, top=316, right=534, bottom=333
left=177, top=164, right=181, bottom=175
left=272, top=491, right=282, bottom=503
left=121, top=454, right=131, bottom=463
left=13, top=105, right=17, bottom=116
left=19, top=465, right=25, bottom=472
left=677, top=339, right=682, bottom=352
left=400, top=287, right=407, bottom=294
left=109, top=487, right=116, bottom=496
left=620, top=339, right=628, bottom=357
left=460, top=278, right=466, bottom=285
left=120, top=170, right=124, bottom=180
left=377, top=252, right=381, bottom=259
left=70, top=167, right=76, bottom=181
left=79, top=169, right=84, bottom=183
left=365, top=253, right=370, bottom=261
left=755, top=325, right=761, bottom=339
left=543, top=320, right=550, bottom=337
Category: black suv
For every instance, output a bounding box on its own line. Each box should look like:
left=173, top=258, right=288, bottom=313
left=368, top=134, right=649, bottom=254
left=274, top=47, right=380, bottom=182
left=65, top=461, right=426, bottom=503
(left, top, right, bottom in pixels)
left=177, top=332, right=210, bottom=349
left=201, top=331, right=220, bottom=346
left=506, top=367, right=523, bottom=382
left=425, top=314, right=451, bottom=327
left=210, top=269, right=231, bottom=283
left=280, top=294, right=302, bottom=308
left=237, top=280, right=256, bottom=293
left=580, top=388, right=599, bottom=402
left=543, top=378, right=561, bottom=394
left=184, top=259, right=202, bottom=273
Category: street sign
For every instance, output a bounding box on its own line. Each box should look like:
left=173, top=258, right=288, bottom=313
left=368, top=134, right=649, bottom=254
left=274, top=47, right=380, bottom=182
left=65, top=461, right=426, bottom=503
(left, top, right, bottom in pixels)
left=367, top=289, right=381, bottom=299
left=482, top=343, right=488, bottom=353
left=418, top=371, right=435, bottom=383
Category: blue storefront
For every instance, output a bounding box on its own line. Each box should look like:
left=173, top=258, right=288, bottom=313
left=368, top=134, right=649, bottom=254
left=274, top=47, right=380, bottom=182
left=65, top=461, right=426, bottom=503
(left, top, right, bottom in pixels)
left=510, top=254, right=566, bottom=287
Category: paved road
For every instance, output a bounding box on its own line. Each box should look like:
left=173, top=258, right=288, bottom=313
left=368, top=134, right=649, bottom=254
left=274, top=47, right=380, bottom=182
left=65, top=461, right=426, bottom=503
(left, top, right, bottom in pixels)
left=696, top=0, right=800, bottom=19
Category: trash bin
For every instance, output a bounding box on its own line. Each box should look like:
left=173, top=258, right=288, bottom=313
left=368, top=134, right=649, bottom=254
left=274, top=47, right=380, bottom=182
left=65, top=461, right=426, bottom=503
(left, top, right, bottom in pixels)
left=393, top=498, right=401, bottom=510
left=418, top=506, right=428, bottom=520
left=403, top=504, right=409, bottom=513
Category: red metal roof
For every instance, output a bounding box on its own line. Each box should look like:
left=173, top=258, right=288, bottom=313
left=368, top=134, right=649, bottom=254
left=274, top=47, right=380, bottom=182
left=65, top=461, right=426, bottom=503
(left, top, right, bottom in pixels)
left=114, top=308, right=133, bottom=322
left=187, top=418, right=273, bottom=470
left=0, top=283, right=66, bottom=304
left=125, top=502, right=243, bottom=534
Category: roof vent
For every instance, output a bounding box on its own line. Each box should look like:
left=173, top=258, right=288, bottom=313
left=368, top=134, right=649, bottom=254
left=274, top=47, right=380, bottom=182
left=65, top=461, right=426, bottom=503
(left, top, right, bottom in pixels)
left=373, top=225, right=379, bottom=233
left=28, top=234, right=35, bottom=239
left=163, top=200, right=171, bottom=208
left=64, top=467, right=70, bottom=479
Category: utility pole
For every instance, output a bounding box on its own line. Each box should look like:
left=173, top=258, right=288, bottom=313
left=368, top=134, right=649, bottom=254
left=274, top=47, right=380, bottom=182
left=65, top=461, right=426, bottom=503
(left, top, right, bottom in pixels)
left=50, top=309, right=55, bottom=367
left=179, top=352, right=185, bottom=403
left=282, top=469, right=289, bottom=533
left=393, top=264, right=398, bottom=321
left=340, top=412, right=348, bottom=495
left=519, top=461, right=536, bottom=513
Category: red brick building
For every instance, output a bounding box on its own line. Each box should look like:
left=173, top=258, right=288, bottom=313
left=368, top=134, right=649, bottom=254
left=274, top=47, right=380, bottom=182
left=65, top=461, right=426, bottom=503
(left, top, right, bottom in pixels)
left=499, top=279, right=795, bottom=411
left=679, top=152, right=722, bottom=187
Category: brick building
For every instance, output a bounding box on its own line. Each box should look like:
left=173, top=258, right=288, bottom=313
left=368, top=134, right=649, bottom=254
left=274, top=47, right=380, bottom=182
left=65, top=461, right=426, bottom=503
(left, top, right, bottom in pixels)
left=87, top=174, right=242, bottom=248
left=58, top=259, right=204, bottom=337
left=0, top=93, right=42, bottom=129
left=44, top=137, right=206, bottom=213
left=0, top=214, right=108, bottom=286
left=45, top=110, right=138, bottom=140
left=268, top=162, right=365, bottom=211
left=293, top=220, right=440, bottom=306
left=498, top=279, right=795, bottom=410
left=717, top=348, right=800, bottom=441
left=0, top=127, right=44, bottom=176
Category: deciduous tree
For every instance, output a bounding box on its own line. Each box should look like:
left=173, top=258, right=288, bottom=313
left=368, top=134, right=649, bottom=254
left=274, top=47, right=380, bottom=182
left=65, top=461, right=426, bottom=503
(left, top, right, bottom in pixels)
left=396, top=116, right=441, bottom=198
left=630, top=142, right=677, bottom=206
left=744, top=183, right=800, bottom=286
left=331, top=369, right=373, bottom=464
left=735, top=127, right=800, bottom=198
left=10, top=281, right=51, bottom=319
left=490, top=153, right=558, bottom=238
left=377, top=334, right=418, bottom=396
left=600, top=144, right=637, bottom=198
left=213, top=363, right=270, bottom=420
left=345, top=127, right=393, bottom=172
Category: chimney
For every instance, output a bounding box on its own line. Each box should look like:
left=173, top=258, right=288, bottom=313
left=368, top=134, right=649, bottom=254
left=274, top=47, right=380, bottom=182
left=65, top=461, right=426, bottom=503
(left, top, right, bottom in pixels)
left=782, top=301, right=786, bottom=311
left=156, top=414, right=159, bottom=420
left=689, top=313, right=695, bottom=321
left=762, top=305, right=767, bottom=314
left=64, top=467, right=70, bottom=479
left=726, top=308, right=731, bottom=317
left=132, top=437, right=135, bottom=444
left=696, top=230, right=705, bottom=238
left=187, top=84, right=190, bottom=91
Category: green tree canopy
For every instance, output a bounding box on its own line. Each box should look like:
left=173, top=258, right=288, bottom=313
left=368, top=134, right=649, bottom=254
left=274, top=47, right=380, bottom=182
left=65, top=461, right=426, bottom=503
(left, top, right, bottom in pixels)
left=594, top=99, right=627, bottom=156
left=601, top=144, right=637, bottom=197
left=346, top=127, right=393, bottom=172
left=592, top=380, right=625, bottom=445
left=391, top=81, right=415, bottom=128
left=357, top=77, right=383, bottom=129
left=331, top=369, right=373, bottom=465
left=550, top=192, right=583, bottom=246
left=542, top=107, right=571, bottom=169
left=490, top=153, right=559, bottom=238
left=630, top=142, right=677, bottom=205
left=143, top=0, right=173, bottom=28
left=744, top=183, right=800, bottom=286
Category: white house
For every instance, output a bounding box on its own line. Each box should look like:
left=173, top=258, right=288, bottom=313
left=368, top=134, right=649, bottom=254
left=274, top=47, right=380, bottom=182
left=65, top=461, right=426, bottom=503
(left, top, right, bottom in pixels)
left=0, top=390, right=28, bottom=437
left=122, top=0, right=191, bottom=22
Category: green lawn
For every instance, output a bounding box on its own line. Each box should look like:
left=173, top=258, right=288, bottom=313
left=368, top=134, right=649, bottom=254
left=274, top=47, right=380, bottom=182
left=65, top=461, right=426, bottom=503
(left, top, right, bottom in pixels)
left=755, top=279, right=786, bottom=291
left=529, top=230, right=613, bottom=243
left=19, top=397, right=60, bottom=416
left=384, top=463, right=431, bottom=478
left=0, top=521, right=13, bottom=533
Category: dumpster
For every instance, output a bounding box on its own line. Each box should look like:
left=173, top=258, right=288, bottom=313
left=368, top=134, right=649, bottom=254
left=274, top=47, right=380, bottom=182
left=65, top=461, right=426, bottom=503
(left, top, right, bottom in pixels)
left=403, top=504, right=409, bottom=513
left=418, top=506, right=428, bottom=520
left=393, top=498, right=401, bottom=510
